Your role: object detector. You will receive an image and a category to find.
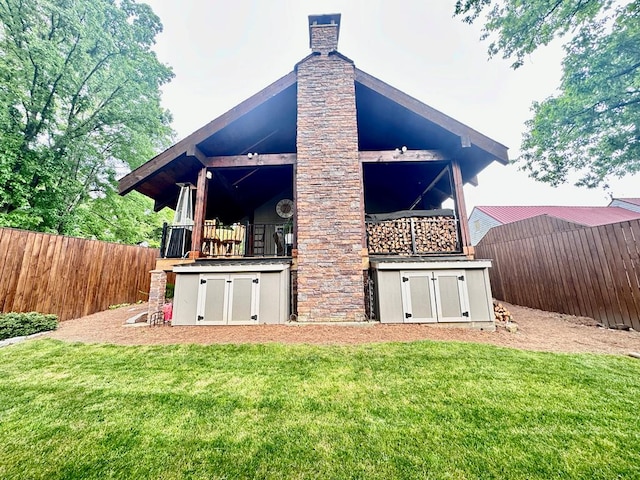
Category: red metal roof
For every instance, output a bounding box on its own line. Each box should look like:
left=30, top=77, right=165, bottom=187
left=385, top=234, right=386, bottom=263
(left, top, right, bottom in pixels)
left=476, top=205, right=640, bottom=227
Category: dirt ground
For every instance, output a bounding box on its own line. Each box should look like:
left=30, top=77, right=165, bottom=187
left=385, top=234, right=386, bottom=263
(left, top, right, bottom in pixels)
left=43, top=302, right=640, bottom=356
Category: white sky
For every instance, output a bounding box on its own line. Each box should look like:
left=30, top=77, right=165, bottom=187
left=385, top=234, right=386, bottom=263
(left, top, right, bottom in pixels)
left=143, top=0, right=639, bottom=215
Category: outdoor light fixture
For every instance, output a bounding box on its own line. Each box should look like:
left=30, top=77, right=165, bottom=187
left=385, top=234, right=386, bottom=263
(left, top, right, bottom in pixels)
left=401, top=146, right=407, bottom=153
left=206, top=171, right=212, bottom=180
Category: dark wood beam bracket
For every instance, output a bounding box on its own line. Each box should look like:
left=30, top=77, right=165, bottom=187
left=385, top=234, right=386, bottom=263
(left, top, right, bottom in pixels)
left=186, top=146, right=208, bottom=167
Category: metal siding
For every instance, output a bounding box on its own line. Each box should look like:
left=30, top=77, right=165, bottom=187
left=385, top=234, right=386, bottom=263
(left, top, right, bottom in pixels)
left=172, top=274, right=200, bottom=325
left=469, top=209, right=503, bottom=245
left=610, top=199, right=640, bottom=214
left=259, top=272, right=284, bottom=324
left=466, top=269, right=493, bottom=322
left=376, top=270, right=404, bottom=323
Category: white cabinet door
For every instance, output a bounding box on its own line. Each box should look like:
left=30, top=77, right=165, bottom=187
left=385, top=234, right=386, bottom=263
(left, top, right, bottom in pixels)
left=400, top=270, right=469, bottom=323
left=197, top=274, right=260, bottom=325
left=400, top=272, right=437, bottom=323
left=227, top=275, right=260, bottom=324
left=433, top=270, right=470, bottom=322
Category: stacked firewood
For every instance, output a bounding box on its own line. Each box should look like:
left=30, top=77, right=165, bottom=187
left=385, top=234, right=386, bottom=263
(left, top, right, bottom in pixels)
left=366, top=216, right=457, bottom=255
left=493, top=301, right=513, bottom=322
left=414, top=217, right=457, bottom=253
left=367, top=219, right=413, bottom=254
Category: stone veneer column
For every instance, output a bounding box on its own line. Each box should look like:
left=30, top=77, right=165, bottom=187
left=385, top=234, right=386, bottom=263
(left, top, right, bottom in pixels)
left=148, top=270, right=166, bottom=322
left=295, top=16, right=366, bottom=322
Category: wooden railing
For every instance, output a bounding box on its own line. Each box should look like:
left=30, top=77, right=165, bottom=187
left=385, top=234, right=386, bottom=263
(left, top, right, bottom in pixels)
left=160, top=221, right=294, bottom=258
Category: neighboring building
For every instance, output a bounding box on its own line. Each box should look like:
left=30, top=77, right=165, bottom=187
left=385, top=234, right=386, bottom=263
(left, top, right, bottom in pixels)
left=609, top=197, right=640, bottom=214
left=470, top=205, right=640, bottom=245
left=119, top=14, right=509, bottom=328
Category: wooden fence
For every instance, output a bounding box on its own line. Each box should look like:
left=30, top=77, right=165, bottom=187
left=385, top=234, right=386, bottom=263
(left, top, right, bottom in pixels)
left=476, top=217, right=640, bottom=330
left=0, top=227, right=159, bottom=321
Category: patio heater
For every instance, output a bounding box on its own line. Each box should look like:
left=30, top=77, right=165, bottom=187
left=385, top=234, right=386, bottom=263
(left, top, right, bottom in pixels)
left=165, top=183, right=194, bottom=258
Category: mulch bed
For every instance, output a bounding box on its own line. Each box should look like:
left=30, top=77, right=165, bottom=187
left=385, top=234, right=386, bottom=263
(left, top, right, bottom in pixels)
left=42, top=302, right=640, bottom=356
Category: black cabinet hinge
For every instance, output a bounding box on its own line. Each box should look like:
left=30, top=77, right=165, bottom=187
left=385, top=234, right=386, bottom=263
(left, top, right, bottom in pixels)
left=197, top=315, right=204, bottom=321
left=251, top=315, right=258, bottom=320
left=405, top=312, right=412, bottom=318
left=253, top=278, right=259, bottom=284
left=458, top=275, right=465, bottom=281
left=200, top=279, right=207, bottom=284
left=402, top=276, right=409, bottom=282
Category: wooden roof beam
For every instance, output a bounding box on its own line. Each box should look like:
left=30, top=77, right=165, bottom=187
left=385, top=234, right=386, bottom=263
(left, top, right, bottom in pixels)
left=359, top=149, right=447, bottom=163
left=204, top=153, right=296, bottom=168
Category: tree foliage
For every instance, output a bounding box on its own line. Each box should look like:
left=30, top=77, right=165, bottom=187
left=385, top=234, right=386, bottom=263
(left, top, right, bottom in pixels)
left=0, top=0, right=174, bottom=241
left=455, top=0, right=640, bottom=187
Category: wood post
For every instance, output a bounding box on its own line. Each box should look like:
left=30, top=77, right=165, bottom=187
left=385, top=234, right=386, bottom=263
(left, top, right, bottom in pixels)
left=451, top=159, right=472, bottom=256
left=190, top=167, right=209, bottom=257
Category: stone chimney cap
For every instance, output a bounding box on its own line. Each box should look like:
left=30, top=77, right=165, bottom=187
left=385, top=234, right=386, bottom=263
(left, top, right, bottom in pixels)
left=308, top=13, right=341, bottom=51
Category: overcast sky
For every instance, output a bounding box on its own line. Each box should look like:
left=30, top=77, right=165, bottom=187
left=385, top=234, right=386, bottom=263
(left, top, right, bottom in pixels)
left=142, top=0, right=639, bottom=215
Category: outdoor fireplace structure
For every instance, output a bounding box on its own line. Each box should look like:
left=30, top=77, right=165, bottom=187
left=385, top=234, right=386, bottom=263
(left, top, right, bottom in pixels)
left=118, top=13, right=509, bottom=327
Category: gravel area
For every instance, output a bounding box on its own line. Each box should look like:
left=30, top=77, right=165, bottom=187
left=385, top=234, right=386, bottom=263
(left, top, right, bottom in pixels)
left=42, top=302, right=640, bottom=356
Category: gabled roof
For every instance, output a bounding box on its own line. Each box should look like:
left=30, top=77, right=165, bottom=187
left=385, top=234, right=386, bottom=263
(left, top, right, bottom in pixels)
left=119, top=44, right=509, bottom=212
left=475, top=205, right=640, bottom=227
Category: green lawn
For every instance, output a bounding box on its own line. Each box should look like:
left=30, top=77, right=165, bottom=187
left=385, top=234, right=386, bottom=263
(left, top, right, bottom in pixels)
left=1, top=339, right=639, bottom=479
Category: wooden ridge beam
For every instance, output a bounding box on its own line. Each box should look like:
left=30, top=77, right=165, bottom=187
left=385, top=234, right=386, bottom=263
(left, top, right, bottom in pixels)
left=359, top=149, right=447, bottom=163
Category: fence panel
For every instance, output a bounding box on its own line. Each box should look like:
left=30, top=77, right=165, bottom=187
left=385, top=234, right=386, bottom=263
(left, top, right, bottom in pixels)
left=0, top=227, right=158, bottom=321
left=476, top=219, right=640, bottom=330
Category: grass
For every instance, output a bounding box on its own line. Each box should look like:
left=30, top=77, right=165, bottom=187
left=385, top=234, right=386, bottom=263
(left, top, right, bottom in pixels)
left=0, top=339, right=639, bottom=479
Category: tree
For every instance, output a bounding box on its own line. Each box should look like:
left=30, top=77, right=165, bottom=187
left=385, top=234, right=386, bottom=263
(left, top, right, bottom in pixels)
left=0, top=0, right=174, bottom=240
left=455, top=0, right=640, bottom=188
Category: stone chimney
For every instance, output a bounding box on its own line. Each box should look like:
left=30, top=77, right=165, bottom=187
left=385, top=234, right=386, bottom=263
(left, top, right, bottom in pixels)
left=308, top=13, right=341, bottom=54
left=295, top=14, right=367, bottom=322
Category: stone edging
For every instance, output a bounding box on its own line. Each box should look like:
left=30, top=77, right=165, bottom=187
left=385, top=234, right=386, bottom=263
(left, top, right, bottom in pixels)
left=0, top=331, right=51, bottom=348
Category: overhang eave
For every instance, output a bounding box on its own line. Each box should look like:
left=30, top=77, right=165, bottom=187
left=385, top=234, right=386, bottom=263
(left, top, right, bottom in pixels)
left=118, top=70, right=297, bottom=196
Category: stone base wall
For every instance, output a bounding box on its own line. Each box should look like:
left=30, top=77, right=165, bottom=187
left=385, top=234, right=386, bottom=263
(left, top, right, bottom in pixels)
left=148, top=270, right=167, bottom=322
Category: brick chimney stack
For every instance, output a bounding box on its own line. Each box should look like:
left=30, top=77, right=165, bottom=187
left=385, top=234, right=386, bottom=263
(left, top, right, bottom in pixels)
left=308, top=13, right=341, bottom=54
left=295, top=14, right=367, bottom=322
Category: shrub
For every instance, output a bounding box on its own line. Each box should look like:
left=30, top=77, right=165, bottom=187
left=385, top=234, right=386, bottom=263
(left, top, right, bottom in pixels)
left=0, top=312, right=59, bottom=341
